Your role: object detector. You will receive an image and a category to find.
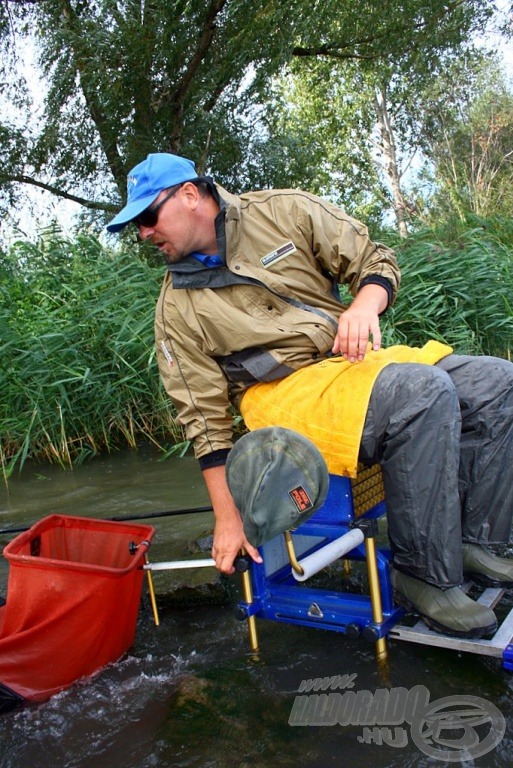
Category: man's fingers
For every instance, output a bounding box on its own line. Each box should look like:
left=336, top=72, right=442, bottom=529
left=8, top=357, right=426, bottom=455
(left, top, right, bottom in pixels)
left=214, top=550, right=236, bottom=574
left=244, top=541, right=263, bottom=564
left=370, top=317, right=382, bottom=350
left=212, top=541, right=262, bottom=575
left=335, top=309, right=382, bottom=361
left=338, top=320, right=368, bottom=361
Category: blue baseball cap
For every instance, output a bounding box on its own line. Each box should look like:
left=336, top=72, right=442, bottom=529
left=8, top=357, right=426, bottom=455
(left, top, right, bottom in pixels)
left=106, top=153, right=198, bottom=232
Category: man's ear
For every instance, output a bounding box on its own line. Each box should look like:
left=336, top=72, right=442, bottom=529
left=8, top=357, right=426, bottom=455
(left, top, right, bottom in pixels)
left=181, top=181, right=201, bottom=210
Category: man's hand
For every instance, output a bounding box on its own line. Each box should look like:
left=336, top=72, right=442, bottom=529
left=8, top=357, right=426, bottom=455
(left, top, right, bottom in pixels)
left=332, top=283, right=388, bottom=362
left=212, top=514, right=261, bottom=575
left=202, top=464, right=263, bottom=575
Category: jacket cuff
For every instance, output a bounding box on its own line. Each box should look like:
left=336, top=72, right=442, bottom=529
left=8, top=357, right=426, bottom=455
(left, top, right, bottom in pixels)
left=198, top=449, right=231, bottom=471
left=359, top=275, right=394, bottom=311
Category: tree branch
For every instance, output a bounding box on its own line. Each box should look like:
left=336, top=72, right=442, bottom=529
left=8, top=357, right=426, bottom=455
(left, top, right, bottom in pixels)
left=292, top=0, right=470, bottom=61
left=60, top=0, right=127, bottom=195
left=170, top=0, right=228, bottom=148
left=7, top=174, right=116, bottom=211
left=292, top=44, right=379, bottom=61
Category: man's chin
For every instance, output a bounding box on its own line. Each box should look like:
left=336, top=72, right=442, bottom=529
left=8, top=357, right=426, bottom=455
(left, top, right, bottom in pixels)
left=159, top=246, right=182, bottom=264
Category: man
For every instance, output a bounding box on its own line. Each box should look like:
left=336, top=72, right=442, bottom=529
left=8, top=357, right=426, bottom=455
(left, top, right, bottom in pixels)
left=107, top=152, right=513, bottom=639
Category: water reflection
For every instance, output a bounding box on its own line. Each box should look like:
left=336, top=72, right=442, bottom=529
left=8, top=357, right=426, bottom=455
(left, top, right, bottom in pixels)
left=1, top=448, right=512, bottom=767
left=0, top=445, right=209, bottom=529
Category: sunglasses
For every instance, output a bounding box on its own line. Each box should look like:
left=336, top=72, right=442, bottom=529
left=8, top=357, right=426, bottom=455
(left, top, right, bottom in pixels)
left=133, top=184, right=182, bottom=229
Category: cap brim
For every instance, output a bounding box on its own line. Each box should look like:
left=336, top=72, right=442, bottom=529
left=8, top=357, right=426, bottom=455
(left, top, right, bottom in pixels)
left=106, top=193, right=160, bottom=233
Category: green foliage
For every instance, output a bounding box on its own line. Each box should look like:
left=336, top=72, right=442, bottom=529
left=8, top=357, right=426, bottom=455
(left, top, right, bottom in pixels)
left=243, top=5, right=501, bottom=230
left=0, top=232, right=184, bottom=477
left=382, top=215, right=513, bottom=359
left=0, top=0, right=495, bottom=231
left=414, top=53, right=513, bottom=221
left=1, top=217, right=512, bottom=476
left=248, top=60, right=387, bottom=225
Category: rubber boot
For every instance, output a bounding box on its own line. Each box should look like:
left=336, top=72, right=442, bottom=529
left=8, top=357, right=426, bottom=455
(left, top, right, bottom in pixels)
left=462, top=543, right=513, bottom=588
left=391, top=568, right=497, bottom=638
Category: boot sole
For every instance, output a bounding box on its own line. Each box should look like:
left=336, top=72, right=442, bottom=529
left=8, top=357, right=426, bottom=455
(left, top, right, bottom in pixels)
left=393, top=588, right=498, bottom=639
left=463, top=570, right=513, bottom=589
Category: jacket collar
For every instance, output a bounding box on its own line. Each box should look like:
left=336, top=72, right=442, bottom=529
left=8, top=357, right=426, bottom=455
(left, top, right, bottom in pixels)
left=167, top=185, right=246, bottom=289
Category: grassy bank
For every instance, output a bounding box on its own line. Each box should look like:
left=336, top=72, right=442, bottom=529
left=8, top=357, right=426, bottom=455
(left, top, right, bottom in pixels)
left=1, top=216, right=512, bottom=477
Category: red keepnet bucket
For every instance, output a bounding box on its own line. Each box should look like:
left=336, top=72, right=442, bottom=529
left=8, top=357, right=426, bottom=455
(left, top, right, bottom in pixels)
left=0, top=514, right=155, bottom=705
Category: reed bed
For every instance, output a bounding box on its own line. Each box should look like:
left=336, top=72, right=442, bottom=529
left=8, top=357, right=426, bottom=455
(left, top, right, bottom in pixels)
left=385, top=216, right=513, bottom=359
left=0, top=233, right=184, bottom=478
left=1, top=216, right=512, bottom=477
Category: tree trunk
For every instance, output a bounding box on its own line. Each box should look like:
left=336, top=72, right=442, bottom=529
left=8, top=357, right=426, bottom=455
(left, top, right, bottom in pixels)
left=373, top=86, right=409, bottom=237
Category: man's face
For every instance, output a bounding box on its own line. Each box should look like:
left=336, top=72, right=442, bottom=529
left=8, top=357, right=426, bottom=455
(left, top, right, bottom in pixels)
left=136, top=184, right=199, bottom=264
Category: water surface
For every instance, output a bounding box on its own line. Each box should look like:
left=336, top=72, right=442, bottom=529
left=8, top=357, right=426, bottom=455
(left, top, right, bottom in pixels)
left=0, top=448, right=512, bottom=767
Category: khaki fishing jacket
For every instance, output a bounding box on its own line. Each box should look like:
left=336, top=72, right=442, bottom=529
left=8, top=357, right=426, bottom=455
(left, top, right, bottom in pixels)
left=154, top=186, right=400, bottom=460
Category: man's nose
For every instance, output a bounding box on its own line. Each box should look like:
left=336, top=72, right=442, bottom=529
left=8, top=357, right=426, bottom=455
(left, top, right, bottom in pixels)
left=138, top=224, right=154, bottom=240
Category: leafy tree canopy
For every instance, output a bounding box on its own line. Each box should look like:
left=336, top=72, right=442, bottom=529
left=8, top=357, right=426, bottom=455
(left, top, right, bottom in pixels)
left=0, top=0, right=495, bottom=231
left=413, top=53, right=513, bottom=220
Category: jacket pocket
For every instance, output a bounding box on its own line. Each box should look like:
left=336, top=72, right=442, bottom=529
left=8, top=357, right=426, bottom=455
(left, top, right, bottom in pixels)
left=215, top=347, right=294, bottom=383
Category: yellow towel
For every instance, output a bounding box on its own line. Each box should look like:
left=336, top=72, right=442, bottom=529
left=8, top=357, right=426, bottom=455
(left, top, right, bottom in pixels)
left=240, top=340, right=452, bottom=477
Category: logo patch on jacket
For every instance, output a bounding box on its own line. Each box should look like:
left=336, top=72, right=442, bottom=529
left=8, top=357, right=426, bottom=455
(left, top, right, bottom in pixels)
left=160, top=341, right=174, bottom=367
left=260, top=241, right=297, bottom=268
left=289, top=486, right=314, bottom=513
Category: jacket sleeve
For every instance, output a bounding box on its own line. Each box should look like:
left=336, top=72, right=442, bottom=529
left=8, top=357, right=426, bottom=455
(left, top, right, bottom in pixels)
left=154, top=278, right=235, bottom=460
left=296, top=195, right=401, bottom=303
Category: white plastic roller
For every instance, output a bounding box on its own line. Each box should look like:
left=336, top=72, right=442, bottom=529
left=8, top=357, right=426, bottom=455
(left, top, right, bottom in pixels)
left=291, top=528, right=365, bottom=582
